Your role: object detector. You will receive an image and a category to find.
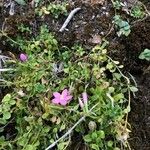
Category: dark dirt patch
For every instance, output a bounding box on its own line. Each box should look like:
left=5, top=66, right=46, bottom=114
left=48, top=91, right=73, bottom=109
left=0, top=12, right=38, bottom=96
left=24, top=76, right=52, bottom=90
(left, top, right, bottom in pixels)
left=107, top=11, right=150, bottom=150
left=122, top=19, right=150, bottom=150
left=0, top=0, right=150, bottom=149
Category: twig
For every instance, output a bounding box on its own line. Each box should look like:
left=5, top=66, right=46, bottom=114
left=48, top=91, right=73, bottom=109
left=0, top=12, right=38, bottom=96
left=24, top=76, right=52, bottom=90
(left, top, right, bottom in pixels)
left=59, top=7, right=81, bottom=32
left=139, top=1, right=150, bottom=16
left=0, top=68, right=13, bottom=72
left=0, top=30, right=19, bottom=45
left=131, top=14, right=150, bottom=26
left=104, top=24, right=114, bottom=38
left=45, top=104, right=98, bottom=150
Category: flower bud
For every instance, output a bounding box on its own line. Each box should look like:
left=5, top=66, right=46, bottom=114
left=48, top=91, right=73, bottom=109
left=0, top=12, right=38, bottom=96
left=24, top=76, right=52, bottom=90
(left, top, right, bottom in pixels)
left=82, top=92, right=88, bottom=104
left=19, top=53, right=28, bottom=62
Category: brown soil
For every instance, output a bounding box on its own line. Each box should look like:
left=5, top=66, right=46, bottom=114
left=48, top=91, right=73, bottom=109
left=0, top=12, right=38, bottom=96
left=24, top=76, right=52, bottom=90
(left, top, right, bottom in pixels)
left=0, top=0, right=150, bottom=149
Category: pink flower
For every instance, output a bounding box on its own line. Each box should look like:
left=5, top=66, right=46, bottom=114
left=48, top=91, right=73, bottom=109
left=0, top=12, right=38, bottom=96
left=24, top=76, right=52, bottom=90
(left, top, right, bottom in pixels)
left=79, top=92, right=88, bottom=108
left=19, top=53, right=28, bottom=62
left=52, top=89, right=73, bottom=106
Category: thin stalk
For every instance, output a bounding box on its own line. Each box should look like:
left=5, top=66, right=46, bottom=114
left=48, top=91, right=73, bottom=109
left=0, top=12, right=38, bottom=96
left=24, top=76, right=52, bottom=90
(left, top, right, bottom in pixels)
left=0, top=68, right=14, bottom=72
left=0, top=31, right=20, bottom=45
left=45, top=104, right=98, bottom=150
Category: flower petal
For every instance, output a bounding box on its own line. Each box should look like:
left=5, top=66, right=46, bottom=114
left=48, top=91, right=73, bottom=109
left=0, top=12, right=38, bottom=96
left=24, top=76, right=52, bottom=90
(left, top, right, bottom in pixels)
left=82, top=92, right=88, bottom=104
left=52, top=98, right=60, bottom=104
left=62, top=89, right=68, bottom=97
left=78, top=98, right=84, bottom=108
left=60, top=99, right=67, bottom=106
left=65, top=95, right=73, bottom=101
left=53, top=92, right=61, bottom=98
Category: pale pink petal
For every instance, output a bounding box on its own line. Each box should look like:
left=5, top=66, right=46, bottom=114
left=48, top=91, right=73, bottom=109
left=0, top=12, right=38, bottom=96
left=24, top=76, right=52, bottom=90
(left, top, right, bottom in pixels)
left=53, top=92, right=61, bottom=98
left=82, top=92, right=88, bottom=104
left=52, top=98, right=60, bottom=104
left=60, top=99, right=67, bottom=106
left=79, top=98, right=84, bottom=108
left=65, top=95, right=73, bottom=101
left=62, top=89, right=68, bottom=97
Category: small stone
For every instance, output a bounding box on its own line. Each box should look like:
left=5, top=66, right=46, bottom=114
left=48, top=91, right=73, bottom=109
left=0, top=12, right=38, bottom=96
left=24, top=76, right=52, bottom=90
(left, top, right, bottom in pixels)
left=90, top=34, right=102, bottom=44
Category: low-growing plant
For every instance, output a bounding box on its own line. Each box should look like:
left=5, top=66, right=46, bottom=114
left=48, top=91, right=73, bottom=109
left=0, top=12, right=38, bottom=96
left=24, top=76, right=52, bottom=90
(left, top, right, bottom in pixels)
left=111, top=0, right=146, bottom=17
left=139, top=48, right=150, bottom=61
left=36, top=2, right=68, bottom=18
left=112, top=0, right=123, bottom=10
left=113, top=15, right=131, bottom=37
left=0, top=94, right=16, bottom=125
left=131, top=5, right=145, bottom=18
left=0, top=25, right=136, bottom=150
left=17, top=24, right=32, bottom=34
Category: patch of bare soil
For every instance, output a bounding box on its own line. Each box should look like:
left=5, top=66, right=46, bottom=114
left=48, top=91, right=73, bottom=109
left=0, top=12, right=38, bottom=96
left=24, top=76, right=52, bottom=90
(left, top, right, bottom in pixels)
left=121, top=19, right=150, bottom=150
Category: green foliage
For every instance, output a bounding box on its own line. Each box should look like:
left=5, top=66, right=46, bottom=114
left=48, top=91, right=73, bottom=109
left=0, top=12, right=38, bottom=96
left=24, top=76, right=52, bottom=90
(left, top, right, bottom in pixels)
left=17, top=24, right=31, bottom=33
left=139, top=49, right=150, bottom=61
left=131, top=5, right=145, bottom=18
left=36, top=2, right=68, bottom=18
left=0, top=94, right=16, bottom=125
left=113, top=15, right=131, bottom=37
left=112, top=0, right=122, bottom=10
left=1, top=26, right=135, bottom=150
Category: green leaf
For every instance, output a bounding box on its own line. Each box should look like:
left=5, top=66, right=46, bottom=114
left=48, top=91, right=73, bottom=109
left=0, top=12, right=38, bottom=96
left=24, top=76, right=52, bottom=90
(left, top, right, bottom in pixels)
left=130, top=86, right=138, bottom=92
left=84, top=134, right=92, bottom=142
left=53, top=128, right=58, bottom=133
left=34, top=83, right=46, bottom=93
left=57, top=142, right=67, bottom=150
left=0, top=118, right=6, bottom=124
left=9, top=100, right=16, bottom=105
left=91, top=132, right=98, bottom=139
left=42, top=113, right=49, bottom=119
left=17, top=133, right=28, bottom=146
left=139, top=49, right=150, bottom=61
left=113, top=73, right=122, bottom=80
left=97, top=130, right=105, bottom=139
left=2, top=94, right=11, bottom=103
left=24, top=145, right=37, bottom=150
left=107, top=140, right=113, bottom=147
left=3, top=112, right=11, bottom=120
left=0, top=136, right=5, bottom=144
left=15, top=0, right=26, bottom=5
left=91, top=144, right=100, bottom=150
left=113, top=93, right=124, bottom=101
left=108, top=87, right=115, bottom=93
left=60, top=124, right=66, bottom=131
left=43, top=126, right=50, bottom=133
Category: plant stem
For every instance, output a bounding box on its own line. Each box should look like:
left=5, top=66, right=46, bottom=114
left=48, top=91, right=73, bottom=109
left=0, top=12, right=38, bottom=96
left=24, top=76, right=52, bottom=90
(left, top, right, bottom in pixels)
left=0, top=31, right=19, bottom=45
left=0, top=68, right=13, bottom=72
left=45, top=104, right=98, bottom=150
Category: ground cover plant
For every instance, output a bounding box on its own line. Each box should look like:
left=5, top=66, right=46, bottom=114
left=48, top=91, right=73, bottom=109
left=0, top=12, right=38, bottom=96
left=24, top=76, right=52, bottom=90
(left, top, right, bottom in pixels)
left=0, top=0, right=150, bottom=150
left=0, top=25, right=136, bottom=150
